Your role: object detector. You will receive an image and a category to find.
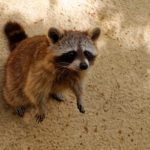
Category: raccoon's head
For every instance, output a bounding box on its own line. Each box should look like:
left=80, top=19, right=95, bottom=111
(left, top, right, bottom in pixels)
left=48, top=27, right=100, bottom=72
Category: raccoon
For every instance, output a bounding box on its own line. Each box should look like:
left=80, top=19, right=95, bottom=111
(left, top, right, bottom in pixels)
left=3, top=22, right=100, bottom=123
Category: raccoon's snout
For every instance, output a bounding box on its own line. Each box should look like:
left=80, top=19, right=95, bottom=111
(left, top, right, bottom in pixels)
left=80, top=62, right=88, bottom=70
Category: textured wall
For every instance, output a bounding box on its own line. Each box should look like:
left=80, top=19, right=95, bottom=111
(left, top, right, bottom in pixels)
left=0, top=0, right=150, bottom=150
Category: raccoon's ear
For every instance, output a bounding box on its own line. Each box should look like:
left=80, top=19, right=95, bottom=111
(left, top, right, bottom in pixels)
left=48, top=27, right=63, bottom=43
left=89, top=27, right=101, bottom=41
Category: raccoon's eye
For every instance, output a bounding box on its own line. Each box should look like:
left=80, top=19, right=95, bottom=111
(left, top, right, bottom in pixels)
left=84, top=51, right=95, bottom=61
left=56, top=51, right=76, bottom=65
left=67, top=51, right=76, bottom=58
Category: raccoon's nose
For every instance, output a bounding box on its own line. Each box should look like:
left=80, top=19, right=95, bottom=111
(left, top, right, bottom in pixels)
left=80, top=62, right=88, bottom=70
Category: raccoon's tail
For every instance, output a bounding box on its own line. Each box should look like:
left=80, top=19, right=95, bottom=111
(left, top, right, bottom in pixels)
left=4, top=22, right=27, bottom=51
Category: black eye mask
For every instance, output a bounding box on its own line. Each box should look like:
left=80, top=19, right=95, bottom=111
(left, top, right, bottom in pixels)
left=84, top=51, right=95, bottom=62
left=55, top=51, right=76, bottom=65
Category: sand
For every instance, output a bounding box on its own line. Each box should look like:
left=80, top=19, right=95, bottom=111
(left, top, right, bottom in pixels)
left=0, top=0, right=150, bottom=150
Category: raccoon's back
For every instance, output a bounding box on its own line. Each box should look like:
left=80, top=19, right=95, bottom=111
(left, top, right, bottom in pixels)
left=7, top=35, right=49, bottom=67
left=5, top=35, right=50, bottom=86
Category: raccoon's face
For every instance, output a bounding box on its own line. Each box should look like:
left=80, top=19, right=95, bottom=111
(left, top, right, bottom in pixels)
left=48, top=27, right=100, bottom=72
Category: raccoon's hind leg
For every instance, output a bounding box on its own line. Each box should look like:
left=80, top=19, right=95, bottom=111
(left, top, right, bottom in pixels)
left=3, top=88, right=27, bottom=117
left=24, top=87, right=46, bottom=123
left=51, top=92, right=64, bottom=102
left=25, top=92, right=46, bottom=123
left=16, top=106, right=26, bottom=117
left=35, top=101, right=45, bottom=123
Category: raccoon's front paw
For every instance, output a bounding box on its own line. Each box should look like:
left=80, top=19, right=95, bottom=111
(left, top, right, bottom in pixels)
left=77, top=104, right=85, bottom=113
left=35, top=113, right=45, bottom=123
left=51, top=93, right=64, bottom=102
left=16, top=106, right=26, bottom=117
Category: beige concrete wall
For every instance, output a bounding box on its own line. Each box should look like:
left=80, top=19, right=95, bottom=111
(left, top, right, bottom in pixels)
left=0, top=0, right=150, bottom=149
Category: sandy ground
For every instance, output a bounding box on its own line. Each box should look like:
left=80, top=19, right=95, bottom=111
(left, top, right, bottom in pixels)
left=0, top=0, right=150, bottom=150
